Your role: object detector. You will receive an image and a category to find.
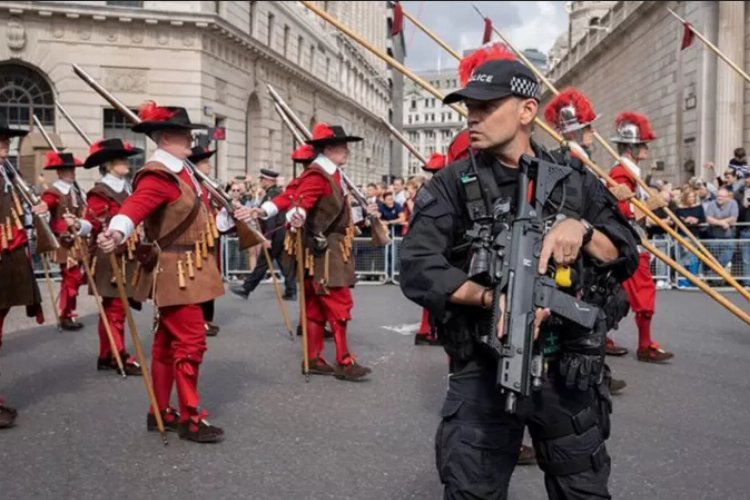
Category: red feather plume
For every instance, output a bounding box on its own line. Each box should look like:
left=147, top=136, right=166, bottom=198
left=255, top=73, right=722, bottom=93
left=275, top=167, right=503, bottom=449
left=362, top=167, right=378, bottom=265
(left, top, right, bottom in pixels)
left=615, top=112, right=655, bottom=141
left=458, top=42, right=516, bottom=87
left=88, top=141, right=104, bottom=155
left=137, top=100, right=175, bottom=122
left=45, top=151, right=63, bottom=167
left=310, top=123, right=335, bottom=141
left=424, top=152, right=446, bottom=171
left=291, top=143, right=315, bottom=161
left=447, top=130, right=471, bottom=163
left=543, top=87, right=597, bottom=126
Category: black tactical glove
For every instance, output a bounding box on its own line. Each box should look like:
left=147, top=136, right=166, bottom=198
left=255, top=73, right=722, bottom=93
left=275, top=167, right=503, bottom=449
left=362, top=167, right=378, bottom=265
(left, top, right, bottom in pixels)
left=558, top=311, right=607, bottom=391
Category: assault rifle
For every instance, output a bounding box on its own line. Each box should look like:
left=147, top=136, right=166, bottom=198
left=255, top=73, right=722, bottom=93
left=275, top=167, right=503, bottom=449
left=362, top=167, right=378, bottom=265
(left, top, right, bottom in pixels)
left=477, top=155, right=601, bottom=413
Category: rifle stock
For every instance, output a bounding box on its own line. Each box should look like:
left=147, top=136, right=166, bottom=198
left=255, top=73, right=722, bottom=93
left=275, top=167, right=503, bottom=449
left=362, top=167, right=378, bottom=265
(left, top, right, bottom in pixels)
left=3, top=160, right=59, bottom=252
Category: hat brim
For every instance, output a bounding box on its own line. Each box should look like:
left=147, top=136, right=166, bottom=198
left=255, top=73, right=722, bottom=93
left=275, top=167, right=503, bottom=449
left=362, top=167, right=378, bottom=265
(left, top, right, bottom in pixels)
left=187, top=150, right=216, bottom=164
left=443, top=86, right=513, bottom=105
left=609, top=136, right=653, bottom=145
left=0, top=127, right=29, bottom=138
left=306, top=136, right=363, bottom=147
left=84, top=148, right=143, bottom=169
left=131, top=122, right=208, bottom=134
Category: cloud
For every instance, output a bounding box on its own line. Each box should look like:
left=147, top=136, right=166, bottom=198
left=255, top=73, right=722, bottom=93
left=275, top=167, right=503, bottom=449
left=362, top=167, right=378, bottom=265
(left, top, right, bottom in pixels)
left=401, top=1, right=567, bottom=71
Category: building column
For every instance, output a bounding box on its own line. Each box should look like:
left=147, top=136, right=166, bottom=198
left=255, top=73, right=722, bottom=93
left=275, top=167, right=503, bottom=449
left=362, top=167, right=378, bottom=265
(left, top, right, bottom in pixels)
left=713, top=0, right=744, bottom=175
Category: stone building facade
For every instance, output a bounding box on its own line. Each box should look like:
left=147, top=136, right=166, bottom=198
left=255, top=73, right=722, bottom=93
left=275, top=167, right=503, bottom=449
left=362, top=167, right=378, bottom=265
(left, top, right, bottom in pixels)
left=545, top=1, right=749, bottom=186
left=0, top=0, right=393, bottom=188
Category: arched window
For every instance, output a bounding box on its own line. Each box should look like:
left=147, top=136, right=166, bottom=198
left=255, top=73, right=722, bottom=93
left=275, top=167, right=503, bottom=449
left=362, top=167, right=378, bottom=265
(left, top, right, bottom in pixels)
left=0, top=63, right=55, bottom=129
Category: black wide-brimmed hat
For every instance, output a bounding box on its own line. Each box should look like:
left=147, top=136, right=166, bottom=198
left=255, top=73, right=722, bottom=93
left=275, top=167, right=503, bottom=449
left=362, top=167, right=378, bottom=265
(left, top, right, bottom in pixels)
left=187, top=146, right=216, bottom=164
left=306, top=123, right=362, bottom=147
left=131, top=101, right=208, bottom=134
left=84, top=138, right=143, bottom=169
left=43, top=151, right=84, bottom=170
left=0, top=111, right=29, bottom=138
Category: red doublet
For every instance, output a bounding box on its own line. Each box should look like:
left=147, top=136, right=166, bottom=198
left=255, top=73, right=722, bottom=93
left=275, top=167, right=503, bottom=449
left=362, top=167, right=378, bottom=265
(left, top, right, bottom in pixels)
left=609, top=164, right=638, bottom=221
left=119, top=166, right=212, bottom=423
left=271, top=167, right=356, bottom=365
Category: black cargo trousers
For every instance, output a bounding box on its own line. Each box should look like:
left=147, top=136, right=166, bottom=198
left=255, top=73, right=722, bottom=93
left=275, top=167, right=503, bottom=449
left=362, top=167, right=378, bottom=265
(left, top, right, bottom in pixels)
left=436, top=360, right=612, bottom=499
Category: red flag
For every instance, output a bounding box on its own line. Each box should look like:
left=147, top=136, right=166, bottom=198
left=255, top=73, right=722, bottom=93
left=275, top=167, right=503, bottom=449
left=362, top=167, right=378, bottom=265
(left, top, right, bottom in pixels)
left=482, top=17, right=492, bottom=44
left=391, top=1, right=404, bottom=37
left=680, top=21, right=694, bottom=50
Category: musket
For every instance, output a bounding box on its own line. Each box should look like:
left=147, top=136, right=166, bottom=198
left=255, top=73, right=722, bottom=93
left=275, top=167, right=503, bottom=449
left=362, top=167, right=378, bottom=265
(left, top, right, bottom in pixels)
left=266, top=83, right=391, bottom=246
left=71, top=64, right=265, bottom=251
left=473, top=3, right=725, bottom=273
left=394, top=0, right=750, bottom=306
left=300, top=0, right=750, bottom=326
left=55, top=98, right=168, bottom=442
left=377, top=116, right=428, bottom=166
left=32, top=113, right=127, bottom=376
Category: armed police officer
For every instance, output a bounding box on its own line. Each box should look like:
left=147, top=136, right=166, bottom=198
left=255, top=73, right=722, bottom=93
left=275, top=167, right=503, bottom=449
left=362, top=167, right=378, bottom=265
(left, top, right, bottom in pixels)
left=399, top=45, right=639, bottom=499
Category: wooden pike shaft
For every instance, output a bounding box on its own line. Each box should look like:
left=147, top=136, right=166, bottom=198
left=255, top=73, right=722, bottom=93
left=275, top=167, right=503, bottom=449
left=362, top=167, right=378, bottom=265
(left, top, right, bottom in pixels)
left=304, top=0, right=750, bottom=319
left=40, top=254, right=61, bottom=331
left=296, top=231, right=310, bottom=380
left=263, top=246, right=294, bottom=338
left=109, top=253, right=167, bottom=444
left=378, top=116, right=428, bottom=165
left=472, top=2, right=722, bottom=270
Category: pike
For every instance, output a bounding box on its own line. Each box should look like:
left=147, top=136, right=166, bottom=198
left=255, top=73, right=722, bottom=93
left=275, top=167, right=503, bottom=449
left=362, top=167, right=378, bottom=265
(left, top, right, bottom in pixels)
left=71, top=64, right=265, bottom=252
left=667, top=7, right=750, bottom=85
left=378, top=116, right=428, bottom=166
left=300, top=0, right=750, bottom=326
left=473, top=3, right=725, bottom=273
left=53, top=102, right=169, bottom=443
left=266, top=83, right=391, bottom=246
left=32, top=114, right=126, bottom=377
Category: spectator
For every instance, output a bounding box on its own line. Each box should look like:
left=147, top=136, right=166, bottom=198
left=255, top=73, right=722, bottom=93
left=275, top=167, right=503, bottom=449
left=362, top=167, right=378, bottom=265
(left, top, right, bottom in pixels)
left=393, top=177, right=406, bottom=205
left=674, top=187, right=706, bottom=287
left=376, top=181, right=387, bottom=200
left=378, top=192, right=405, bottom=233
left=365, top=183, right=378, bottom=204
left=704, top=187, right=739, bottom=267
left=729, top=147, right=747, bottom=172
left=694, top=180, right=716, bottom=208
left=401, top=178, right=423, bottom=235
left=645, top=188, right=675, bottom=239
left=723, top=168, right=744, bottom=193
left=734, top=175, right=750, bottom=286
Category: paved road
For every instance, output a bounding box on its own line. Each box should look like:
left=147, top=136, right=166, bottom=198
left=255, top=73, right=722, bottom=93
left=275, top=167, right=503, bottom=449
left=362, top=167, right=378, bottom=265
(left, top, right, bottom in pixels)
left=0, top=283, right=748, bottom=499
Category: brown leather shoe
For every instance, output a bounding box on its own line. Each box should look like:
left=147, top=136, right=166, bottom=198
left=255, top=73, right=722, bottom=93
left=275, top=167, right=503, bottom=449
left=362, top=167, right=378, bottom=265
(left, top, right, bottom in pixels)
left=147, top=407, right=181, bottom=433
left=178, top=418, right=224, bottom=443
left=637, top=343, right=674, bottom=363
left=303, top=357, right=335, bottom=376
left=60, top=318, right=84, bottom=331
left=0, top=404, right=18, bottom=429
left=334, top=354, right=372, bottom=381
left=517, top=444, right=536, bottom=465
left=605, top=338, right=628, bottom=356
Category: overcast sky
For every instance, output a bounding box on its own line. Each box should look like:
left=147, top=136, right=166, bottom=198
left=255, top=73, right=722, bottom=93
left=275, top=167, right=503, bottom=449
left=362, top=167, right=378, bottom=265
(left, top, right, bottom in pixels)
left=402, top=1, right=568, bottom=71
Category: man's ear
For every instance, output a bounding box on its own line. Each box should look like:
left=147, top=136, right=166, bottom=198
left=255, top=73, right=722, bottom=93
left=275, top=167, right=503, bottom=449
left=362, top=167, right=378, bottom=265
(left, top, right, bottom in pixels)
left=519, top=98, right=538, bottom=126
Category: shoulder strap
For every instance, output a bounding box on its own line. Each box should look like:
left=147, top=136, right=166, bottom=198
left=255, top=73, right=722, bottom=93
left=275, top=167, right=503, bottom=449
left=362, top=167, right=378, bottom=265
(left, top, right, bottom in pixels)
left=155, top=189, right=202, bottom=250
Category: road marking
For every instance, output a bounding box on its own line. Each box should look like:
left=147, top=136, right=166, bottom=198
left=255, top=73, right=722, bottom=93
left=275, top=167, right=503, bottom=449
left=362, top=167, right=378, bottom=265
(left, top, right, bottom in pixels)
left=381, top=322, right=421, bottom=336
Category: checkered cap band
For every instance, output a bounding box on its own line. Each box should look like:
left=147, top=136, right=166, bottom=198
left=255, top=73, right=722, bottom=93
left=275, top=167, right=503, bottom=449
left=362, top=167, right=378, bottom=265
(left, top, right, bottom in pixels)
left=510, top=76, right=540, bottom=99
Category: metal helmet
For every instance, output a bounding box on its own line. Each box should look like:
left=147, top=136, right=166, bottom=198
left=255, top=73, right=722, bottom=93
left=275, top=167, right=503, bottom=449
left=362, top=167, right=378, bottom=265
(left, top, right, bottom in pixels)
left=543, top=88, right=597, bottom=135
left=610, top=112, right=656, bottom=144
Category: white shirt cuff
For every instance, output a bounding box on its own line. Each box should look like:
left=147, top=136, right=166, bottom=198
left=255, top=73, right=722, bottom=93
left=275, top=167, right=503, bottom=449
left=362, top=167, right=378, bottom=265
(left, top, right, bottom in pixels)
left=261, top=201, right=278, bottom=220
left=78, top=219, right=93, bottom=237
left=215, top=207, right=235, bottom=232
left=285, top=207, right=306, bottom=224
left=109, top=214, right=135, bottom=240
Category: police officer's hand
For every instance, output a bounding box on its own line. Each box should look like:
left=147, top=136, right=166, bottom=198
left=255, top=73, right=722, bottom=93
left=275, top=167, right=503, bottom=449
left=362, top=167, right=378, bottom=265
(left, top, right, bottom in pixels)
left=98, top=229, right=123, bottom=254
left=495, top=293, right=551, bottom=341
left=538, top=218, right=587, bottom=272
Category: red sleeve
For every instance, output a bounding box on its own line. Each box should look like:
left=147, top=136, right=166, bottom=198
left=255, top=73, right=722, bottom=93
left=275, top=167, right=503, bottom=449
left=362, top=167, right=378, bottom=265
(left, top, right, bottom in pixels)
left=41, top=191, right=59, bottom=212
left=118, top=172, right=181, bottom=227
left=85, top=192, right=114, bottom=235
left=41, top=190, right=68, bottom=233
left=271, top=170, right=332, bottom=213
left=609, top=166, right=635, bottom=220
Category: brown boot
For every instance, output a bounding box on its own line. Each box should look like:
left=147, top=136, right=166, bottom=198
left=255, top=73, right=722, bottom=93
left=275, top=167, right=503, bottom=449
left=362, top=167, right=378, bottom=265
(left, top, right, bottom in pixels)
left=637, top=343, right=674, bottom=363
left=605, top=338, right=628, bottom=356
left=147, top=407, right=181, bottom=433
left=60, top=317, right=84, bottom=331
left=0, top=404, right=18, bottom=429
left=303, top=357, right=335, bottom=376
left=178, top=418, right=224, bottom=443
left=205, top=322, right=219, bottom=337
left=517, top=444, right=536, bottom=465
left=334, top=354, right=372, bottom=381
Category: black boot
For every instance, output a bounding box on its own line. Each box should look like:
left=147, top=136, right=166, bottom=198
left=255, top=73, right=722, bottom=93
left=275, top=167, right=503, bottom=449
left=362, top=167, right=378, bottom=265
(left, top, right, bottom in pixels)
left=60, top=318, right=84, bottom=331
left=229, top=285, right=249, bottom=299
left=117, top=353, right=142, bottom=376
left=0, top=404, right=18, bottom=429
left=205, top=322, right=220, bottom=337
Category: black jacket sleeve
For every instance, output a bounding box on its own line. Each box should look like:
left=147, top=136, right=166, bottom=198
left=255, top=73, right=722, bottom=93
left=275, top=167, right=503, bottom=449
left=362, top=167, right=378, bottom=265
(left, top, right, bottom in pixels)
left=581, top=171, right=640, bottom=280
left=399, top=173, right=468, bottom=320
